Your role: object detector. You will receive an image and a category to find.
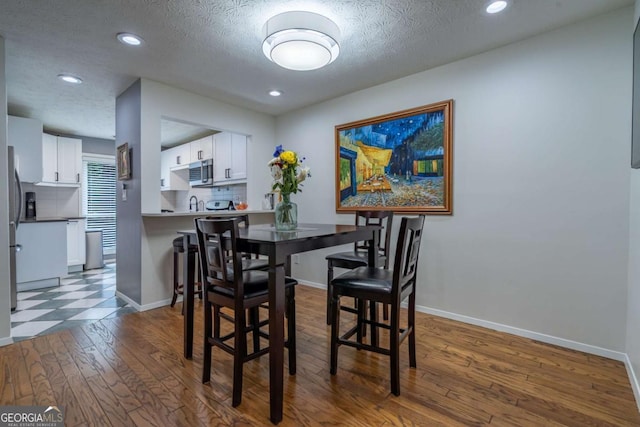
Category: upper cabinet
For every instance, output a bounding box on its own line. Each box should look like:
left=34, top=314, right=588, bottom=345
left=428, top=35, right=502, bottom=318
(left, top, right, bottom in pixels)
left=189, top=135, right=213, bottom=162
left=160, top=145, right=189, bottom=191
left=42, top=134, right=82, bottom=185
left=164, top=143, right=191, bottom=170
left=8, top=116, right=81, bottom=186
left=213, top=132, right=247, bottom=184
left=8, top=116, right=43, bottom=182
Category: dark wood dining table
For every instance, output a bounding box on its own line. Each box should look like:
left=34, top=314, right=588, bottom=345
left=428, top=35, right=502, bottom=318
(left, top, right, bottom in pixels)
left=178, top=222, right=381, bottom=424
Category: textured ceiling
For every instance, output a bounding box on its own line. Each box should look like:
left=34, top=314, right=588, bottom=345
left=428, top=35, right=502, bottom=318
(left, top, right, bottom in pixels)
left=0, top=0, right=633, bottom=140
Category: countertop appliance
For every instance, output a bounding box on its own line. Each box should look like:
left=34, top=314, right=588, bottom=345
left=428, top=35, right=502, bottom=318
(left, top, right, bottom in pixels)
left=8, top=146, right=23, bottom=311
left=189, top=159, right=213, bottom=187
left=205, top=200, right=235, bottom=211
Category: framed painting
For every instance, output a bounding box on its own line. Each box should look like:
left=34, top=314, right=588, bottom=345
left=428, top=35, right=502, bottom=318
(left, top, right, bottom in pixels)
left=335, top=99, right=453, bottom=214
left=117, top=143, right=131, bottom=180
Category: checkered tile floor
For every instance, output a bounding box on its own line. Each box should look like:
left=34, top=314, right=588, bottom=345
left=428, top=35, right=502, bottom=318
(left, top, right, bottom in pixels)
left=11, top=261, right=135, bottom=342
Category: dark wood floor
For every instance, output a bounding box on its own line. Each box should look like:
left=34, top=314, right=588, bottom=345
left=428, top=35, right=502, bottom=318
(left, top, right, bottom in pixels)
left=1, top=285, right=638, bottom=426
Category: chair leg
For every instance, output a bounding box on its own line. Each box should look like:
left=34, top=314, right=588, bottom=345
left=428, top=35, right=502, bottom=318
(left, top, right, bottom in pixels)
left=356, top=299, right=366, bottom=344
left=232, top=307, right=247, bottom=407
left=196, top=256, right=203, bottom=300
left=202, top=297, right=212, bottom=383
left=287, top=286, right=296, bottom=375
left=249, top=307, right=260, bottom=354
left=368, top=301, right=378, bottom=347
left=408, top=292, right=417, bottom=368
left=171, top=251, right=179, bottom=308
left=389, top=301, right=400, bottom=396
left=383, top=303, right=389, bottom=321
left=329, top=293, right=341, bottom=375
left=326, top=262, right=334, bottom=325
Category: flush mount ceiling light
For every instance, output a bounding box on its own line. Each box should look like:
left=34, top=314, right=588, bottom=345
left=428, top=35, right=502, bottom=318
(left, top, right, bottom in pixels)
left=262, top=11, right=340, bottom=71
left=117, top=32, right=144, bottom=46
left=486, top=1, right=508, bottom=14
left=269, top=90, right=282, bottom=97
left=57, top=74, right=83, bottom=84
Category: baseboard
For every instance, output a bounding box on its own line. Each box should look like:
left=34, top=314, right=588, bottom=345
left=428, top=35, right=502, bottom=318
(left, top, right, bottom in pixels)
left=417, top=305, right=627, bottom=362
left=115, top=291, right=173, bottom=312
left=300, top=280, right=627, bottom=361
left=0, top=337, right=13, bottom=347
left=625, top=354, right=640, bottom=412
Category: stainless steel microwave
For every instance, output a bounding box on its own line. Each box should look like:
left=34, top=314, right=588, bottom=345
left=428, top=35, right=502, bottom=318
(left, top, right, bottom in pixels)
left=189, top=159, right=213, bottom=187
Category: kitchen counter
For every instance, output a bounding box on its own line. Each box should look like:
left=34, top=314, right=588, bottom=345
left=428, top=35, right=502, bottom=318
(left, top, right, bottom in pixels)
left=142, top=209, right=272, bottom=217
left=21, top=216, right=85, bottom=223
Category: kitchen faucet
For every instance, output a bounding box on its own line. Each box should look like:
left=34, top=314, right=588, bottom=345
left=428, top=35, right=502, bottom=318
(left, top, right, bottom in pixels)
left=189, top=195, right=199, bottom=211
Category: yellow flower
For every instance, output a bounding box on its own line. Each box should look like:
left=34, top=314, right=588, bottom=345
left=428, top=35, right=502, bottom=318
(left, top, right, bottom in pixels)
left=280, top=150, right=297, bottom=165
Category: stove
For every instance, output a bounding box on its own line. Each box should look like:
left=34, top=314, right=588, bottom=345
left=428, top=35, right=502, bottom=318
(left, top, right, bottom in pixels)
left=205, top=200, right=235, bottom=211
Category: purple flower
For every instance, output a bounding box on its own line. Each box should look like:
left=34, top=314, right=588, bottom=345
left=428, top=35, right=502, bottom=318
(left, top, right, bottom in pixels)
left=273, top=145, right=284, bottom=157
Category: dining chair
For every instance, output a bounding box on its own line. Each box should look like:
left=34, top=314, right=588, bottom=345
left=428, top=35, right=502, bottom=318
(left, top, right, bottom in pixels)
left=205, top=213, right=269, bottom=271
left=195, top=217, right=297, bottom=407
left=329, top=215, right=425, bottom=396
left=325, top=210, right=394, bottom=324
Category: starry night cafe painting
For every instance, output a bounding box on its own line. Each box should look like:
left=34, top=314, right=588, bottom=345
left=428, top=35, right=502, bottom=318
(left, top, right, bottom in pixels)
left=335, top=100, right=453, bottom=214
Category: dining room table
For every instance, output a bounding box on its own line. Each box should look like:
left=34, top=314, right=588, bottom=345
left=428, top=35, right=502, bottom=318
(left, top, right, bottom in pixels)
left=178, top=222, right=381, bottom=424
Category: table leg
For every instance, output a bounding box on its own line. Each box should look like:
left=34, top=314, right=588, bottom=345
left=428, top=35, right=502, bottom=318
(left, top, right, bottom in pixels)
left=368, top=231, right=379, bottom=347
left=183, top=234, right=195, bottom=359
left=268, top=262, right=285, bottom=424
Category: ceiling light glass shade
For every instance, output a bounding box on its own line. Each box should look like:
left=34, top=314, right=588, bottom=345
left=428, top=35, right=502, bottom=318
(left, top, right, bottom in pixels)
left=263, top=11, right=340, bottom=71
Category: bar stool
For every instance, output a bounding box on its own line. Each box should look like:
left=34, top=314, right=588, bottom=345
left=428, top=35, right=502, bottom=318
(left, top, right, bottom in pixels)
left=171, top=236, right=202, bottom=309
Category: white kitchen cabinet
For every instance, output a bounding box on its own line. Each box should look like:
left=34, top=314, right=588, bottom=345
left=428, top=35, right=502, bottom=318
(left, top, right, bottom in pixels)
left=213, top=132, right=247, bottom=184
left=160, top=149, right=172, bottom=191
left=40, top=133, right=82, bottom=186
left=189, top=135, right=213, bottom=162
left=166, top=143, right=191, bottom=169
left=67, top=219, right=86, bottom=272
left=161, top=146, right=189, bottom=191
left=16, top=221, right=68, bottom=290
left=8, top=116, right=44, bottom=182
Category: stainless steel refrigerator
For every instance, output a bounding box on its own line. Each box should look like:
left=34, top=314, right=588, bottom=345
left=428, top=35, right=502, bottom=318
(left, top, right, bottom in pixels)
left=8, top=146, right=23, bottom=311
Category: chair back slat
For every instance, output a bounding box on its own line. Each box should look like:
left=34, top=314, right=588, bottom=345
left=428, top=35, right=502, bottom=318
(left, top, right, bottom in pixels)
left=195, top=217, right=244, bottom=295
left=354, top=211, right=394, bottom=268
left=392, top=216, right=425, bottom=294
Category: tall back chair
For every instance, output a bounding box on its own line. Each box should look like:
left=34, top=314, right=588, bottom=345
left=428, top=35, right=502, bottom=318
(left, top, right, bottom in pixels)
left=329, top=215, right=425, bottom=396
left=205, top=213, right=269, bottom=271
left=325, top=210, right=394, bottom=324
left=195, top=217, right=297, bottom=407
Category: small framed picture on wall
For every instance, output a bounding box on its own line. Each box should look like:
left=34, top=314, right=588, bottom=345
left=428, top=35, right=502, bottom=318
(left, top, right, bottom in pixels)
left=117, top=143, right=132, bottom=180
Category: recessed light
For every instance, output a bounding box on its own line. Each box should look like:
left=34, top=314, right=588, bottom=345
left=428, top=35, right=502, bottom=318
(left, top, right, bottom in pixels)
left=486, top=1, right=508, bottom=14
left=57, top=74, right=83, bottom=84
left=269, top=90, right=282, bottom=97
left=117, top=32, right=144, bottom=46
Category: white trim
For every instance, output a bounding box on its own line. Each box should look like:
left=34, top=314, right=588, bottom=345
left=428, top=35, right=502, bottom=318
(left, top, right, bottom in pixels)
left=625, top=354, right=640, bottom=412
left=301, top=279, right=627, bottom=361
left=418, top=305, right=627, bottom=362
left=115, top=291, right=173, bottom=312
left=0, top=337, right=13, bottom=347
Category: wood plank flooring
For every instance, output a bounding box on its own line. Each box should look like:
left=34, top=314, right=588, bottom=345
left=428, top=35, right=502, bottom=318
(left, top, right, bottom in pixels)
left=0, top=285, right=638, bottom=426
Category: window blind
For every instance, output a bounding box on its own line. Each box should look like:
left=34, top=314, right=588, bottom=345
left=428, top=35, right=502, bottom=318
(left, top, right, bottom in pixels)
left=83, top=159, right=116, bottom=255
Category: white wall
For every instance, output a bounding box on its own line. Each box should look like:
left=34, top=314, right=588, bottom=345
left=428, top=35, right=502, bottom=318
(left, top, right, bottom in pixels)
left=278, top=7, right=632, bottom=353
left=136, top=79, right=276, bottom=305
left=0, top=36, right=11, bottom=342
left=627, top=0, right=640, bottom=409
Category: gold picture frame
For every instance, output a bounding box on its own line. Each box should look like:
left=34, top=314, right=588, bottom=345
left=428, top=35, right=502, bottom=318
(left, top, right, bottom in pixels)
left=117, top=143, right=131, bottom=181
left=335, top=100, right=453, bottom=214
